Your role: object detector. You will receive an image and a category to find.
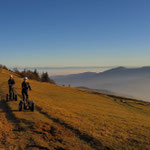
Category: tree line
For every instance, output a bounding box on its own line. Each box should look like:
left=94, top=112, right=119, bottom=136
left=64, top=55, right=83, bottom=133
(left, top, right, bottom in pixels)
left=13, top=68, right=55, bottom=84
left=0, top=64, right=55, bottom=84
left=0, top=64, right=8, bottom=70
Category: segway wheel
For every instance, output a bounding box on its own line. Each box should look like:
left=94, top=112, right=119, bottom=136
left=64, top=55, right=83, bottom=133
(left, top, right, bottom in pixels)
left=15, top=95, right=17, bottom=101
left=19, top=101, right=23, bottom=111
left=6, top=94, right=9, bottom=102
left=30, top=101, right=34, bottom=112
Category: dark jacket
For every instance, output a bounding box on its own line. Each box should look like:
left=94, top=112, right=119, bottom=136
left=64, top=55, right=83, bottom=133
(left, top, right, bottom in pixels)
left=22, top=81, right=31, bottom=91
left=8, top=79, right=15, bottom=87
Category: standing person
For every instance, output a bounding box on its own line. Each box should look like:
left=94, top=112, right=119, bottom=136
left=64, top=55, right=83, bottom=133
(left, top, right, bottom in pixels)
left=22, top=77, right=31, bottom=102
left=8, top=75, right=15, bottom=98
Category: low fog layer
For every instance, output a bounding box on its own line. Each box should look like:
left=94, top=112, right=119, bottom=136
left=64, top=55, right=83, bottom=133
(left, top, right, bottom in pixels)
left=52, top=67, right=150, bottom=102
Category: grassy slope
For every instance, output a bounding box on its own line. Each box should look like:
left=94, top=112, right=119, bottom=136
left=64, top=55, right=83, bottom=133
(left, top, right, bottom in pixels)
left=0, top=68, right=150, bottom=150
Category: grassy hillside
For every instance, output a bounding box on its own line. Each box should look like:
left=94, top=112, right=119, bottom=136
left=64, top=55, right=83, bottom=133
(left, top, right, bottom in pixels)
left=0, top=69, right=150, bottom=150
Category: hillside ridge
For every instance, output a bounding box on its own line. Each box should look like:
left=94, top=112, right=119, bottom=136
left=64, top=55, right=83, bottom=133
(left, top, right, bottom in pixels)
left=0, top=69, right=150, bottom=150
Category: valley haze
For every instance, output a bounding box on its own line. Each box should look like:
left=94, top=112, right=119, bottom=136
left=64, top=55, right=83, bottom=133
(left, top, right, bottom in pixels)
left=51, top=66, right=150, bottom=102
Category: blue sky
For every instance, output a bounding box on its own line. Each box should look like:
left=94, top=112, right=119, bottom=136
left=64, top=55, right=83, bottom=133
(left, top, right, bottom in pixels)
left=0, top=0, right=150, bottom=67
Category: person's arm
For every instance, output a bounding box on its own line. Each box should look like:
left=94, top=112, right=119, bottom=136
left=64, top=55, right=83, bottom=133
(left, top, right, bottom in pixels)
left=8, top=79, right=12, bottom=86
left=13, top=79, right=15, bottom=85
left=22, top=82, right=24, bottom=89
left=11, top=79, right=15, bottom=86
left=28, top=83, right=32, bottom=91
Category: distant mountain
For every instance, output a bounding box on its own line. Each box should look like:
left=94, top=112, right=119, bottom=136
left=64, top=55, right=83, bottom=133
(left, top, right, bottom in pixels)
left=51, top=66, right=150, bottom=101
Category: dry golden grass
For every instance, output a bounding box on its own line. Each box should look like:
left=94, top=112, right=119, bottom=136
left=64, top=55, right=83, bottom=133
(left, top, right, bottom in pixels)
left=0, top=69, right=150, bottom=150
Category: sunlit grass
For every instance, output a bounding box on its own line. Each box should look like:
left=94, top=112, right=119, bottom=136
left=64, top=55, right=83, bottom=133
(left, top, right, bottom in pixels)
left=0, top=68, right=150, bottom=149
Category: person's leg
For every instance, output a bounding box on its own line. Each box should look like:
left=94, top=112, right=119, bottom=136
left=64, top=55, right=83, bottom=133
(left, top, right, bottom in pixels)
left=25, top=90, right=29, bottom=103
left=12, top=87, right=14, bottom=98
left=25, top=90, right=29, bottom=108
left=22, top=90, right=25, bottom=101
left=9, top=86, right=12, bottom=97
left=9, top=86, right=11, bottom=94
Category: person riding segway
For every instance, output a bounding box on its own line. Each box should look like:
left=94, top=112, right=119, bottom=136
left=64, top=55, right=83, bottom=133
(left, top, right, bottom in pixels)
left=6, top=75, right=17, bottom=101
left=19, top=77, right=34, bottom=111
left=22, top=77, right=31, bottom=103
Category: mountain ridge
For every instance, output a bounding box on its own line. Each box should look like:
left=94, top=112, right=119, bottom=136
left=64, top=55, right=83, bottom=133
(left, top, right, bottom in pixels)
left=52, top=66, right=150, bottom=101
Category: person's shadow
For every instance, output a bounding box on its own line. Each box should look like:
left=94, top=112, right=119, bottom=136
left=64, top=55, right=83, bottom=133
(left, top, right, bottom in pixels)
left=0, top=99, right=34, bottom=132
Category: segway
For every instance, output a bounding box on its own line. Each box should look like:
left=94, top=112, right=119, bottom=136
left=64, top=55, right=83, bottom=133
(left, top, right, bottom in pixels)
left=19, top=99, right=34, bottom=112
left=6, top=87, right=17, bottom=101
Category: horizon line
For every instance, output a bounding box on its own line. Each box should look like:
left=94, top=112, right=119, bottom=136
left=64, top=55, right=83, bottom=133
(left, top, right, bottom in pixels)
left=8, top=65, right=150, bottom=69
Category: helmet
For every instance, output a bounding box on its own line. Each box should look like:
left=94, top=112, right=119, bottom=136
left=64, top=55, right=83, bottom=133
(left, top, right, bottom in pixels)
left=10, top=75, right=13, bottom=78
left=24, top=77, right=28, bottom=80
